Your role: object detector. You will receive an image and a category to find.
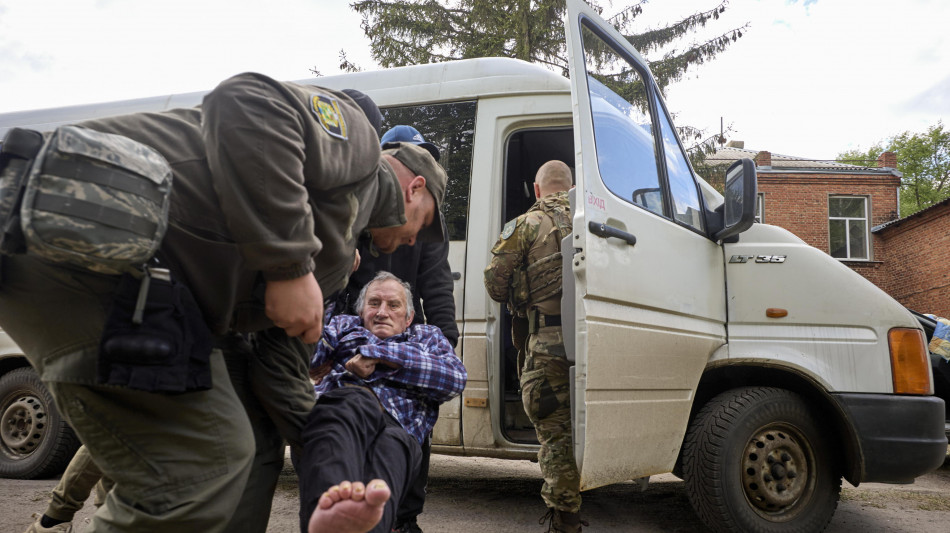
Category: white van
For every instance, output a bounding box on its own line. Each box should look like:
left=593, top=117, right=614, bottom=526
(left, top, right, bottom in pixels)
left=1, top=1, right=945, bottom=530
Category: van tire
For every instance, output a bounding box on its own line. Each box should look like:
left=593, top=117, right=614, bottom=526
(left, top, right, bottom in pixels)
left=681, top=386, right=841, bottom=533
left=0, top=367, right=80, bottom=479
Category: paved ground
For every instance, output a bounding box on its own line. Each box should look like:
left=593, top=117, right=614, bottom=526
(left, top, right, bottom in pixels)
left=3, top=449, right=949, bottom=532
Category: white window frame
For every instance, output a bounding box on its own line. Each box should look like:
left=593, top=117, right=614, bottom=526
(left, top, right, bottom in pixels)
left=828, top=195, right=870, bottom=261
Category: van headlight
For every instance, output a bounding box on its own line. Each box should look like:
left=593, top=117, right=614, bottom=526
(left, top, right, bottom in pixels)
left=888, top=328, right=932, bottom=395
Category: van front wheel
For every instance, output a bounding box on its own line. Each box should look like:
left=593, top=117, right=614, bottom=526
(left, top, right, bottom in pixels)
left=0, top=367, right=79, bottom=479
left=681, top=387, right=841, bottom=533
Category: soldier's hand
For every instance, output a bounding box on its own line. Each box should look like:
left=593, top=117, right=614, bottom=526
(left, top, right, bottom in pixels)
left=310, top=360, right=333, bottom=384
left=265, top=274, right=324, bottom=343
left=345, top=353, right=377, bottom=378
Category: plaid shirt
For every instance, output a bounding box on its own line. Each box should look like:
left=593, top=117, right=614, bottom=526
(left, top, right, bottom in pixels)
left=312, top=314, right=467, bottom=444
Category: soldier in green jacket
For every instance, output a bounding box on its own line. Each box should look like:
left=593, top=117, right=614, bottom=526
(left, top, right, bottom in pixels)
left=1, top=72, right=446, bottom=533
left=484, top=160, right=584, bottom=532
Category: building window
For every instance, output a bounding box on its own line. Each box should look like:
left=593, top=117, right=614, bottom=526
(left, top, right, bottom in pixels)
left=829, top=196, right=869, bottom=260
left=755, top=193, right=764, bottom=223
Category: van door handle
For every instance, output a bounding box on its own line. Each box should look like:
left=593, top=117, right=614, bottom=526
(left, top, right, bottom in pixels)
left=452, top=271, right=461, bottom=281
left=588, top=221, right=636, bottom=246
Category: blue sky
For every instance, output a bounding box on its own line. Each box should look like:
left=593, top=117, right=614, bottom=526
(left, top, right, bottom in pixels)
left=1, top=0, right=947, bottom=160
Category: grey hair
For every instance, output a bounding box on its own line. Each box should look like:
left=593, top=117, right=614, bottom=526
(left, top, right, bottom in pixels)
left=355, top=271, right=413, bottom=321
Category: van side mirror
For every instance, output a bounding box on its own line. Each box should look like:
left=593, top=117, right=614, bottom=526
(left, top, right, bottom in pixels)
left=713, top=158, right=757, bottom=241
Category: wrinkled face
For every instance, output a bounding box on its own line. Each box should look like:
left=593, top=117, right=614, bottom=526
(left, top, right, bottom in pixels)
left=360, top=279, right=412, bottom=338
left=368, top=189, right=435, bottom=253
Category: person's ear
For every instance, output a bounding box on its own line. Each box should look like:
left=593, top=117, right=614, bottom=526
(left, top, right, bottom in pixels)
left=405, top=175, right=427, bottom=203
left=534, top=182, right=542, bottom=199
left=407, top=308, right=415, bottom=324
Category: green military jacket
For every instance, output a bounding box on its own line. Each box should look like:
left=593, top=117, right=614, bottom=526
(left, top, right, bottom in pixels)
left=484, top=191, right=572, bottom=318
left=80, top=72, right=404, bottom=334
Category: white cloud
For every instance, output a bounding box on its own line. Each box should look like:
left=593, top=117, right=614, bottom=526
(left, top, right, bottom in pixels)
left=905, top=75, right=950, bottom=116
left=0, top=0, right=947, bottom=160
left=0, top=0, right=375, bottom=111
left=663, top=0, right=950, bottom=158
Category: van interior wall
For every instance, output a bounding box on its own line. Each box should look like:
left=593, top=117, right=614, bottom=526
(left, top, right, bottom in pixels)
left=500, top=127, right=575, bottom=444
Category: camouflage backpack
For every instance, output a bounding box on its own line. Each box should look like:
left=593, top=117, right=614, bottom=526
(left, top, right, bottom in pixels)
left=0, top=125, right=172, bottom=275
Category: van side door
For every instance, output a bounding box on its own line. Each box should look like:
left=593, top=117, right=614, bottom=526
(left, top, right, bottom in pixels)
left=564, top=0, right=728, bottom=490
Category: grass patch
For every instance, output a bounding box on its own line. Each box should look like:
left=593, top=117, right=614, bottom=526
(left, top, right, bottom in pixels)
left=841, top=490, right=887, bottom=509
left=842, top=488, right=950, bottom=511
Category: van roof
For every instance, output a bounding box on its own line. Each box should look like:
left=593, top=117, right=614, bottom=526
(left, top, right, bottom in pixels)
left=1, top=58, right=570, bottom=136
left=315, top=57, right=571, bottom=106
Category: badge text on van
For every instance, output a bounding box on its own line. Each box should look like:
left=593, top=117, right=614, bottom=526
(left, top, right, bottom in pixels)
left=729, top=255, right=787, bottom=264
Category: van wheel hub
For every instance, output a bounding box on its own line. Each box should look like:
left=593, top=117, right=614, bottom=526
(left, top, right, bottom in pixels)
left=742, top=425, right=808, bottom=511
left=1, top=394, right=46, bottom=454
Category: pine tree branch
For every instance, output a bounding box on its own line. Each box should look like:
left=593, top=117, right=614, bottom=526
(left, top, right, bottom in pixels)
left=624, top=1, right=730, bottom=54
left=648, top=24, right=748, bottom=91
left=606, top=1, right=646, bottom=26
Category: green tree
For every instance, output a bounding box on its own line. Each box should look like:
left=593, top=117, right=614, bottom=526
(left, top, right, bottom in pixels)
left=837, top=122, right=950, bottom=217
left=891, top=123, right=950, bottom=216
left=344, top=0, right=746, bottom=96
left=341, top=0, right=746, bottom=163
left=835, top=144, right=884, bottom=168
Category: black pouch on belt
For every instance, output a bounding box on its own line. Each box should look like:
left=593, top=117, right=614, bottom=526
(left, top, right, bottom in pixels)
left=98, top=267, right=213, bottom=393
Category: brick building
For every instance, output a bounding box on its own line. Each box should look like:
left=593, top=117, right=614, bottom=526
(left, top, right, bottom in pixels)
left=704, top=143, right=949, bottom=317
left=873, top=198, right=950, bottom=315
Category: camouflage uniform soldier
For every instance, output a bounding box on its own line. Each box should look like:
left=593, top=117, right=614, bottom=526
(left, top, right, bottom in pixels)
left=484, top=160, right=584, bottom=532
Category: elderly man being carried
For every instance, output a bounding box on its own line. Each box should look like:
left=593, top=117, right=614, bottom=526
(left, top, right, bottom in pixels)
left=298, top=271, right=467, bottom=533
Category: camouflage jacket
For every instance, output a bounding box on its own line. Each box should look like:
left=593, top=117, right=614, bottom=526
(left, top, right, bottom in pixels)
left=484, top=191, right=571, bottom=317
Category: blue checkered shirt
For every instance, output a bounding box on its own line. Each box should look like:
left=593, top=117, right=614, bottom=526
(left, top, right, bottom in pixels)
left=311, top=314, right=467, bottom=444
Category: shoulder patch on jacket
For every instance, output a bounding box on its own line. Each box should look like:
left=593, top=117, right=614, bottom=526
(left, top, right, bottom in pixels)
left=501, top=219, right=517, bottom=240
left=311, top=94, right=348, bottom=140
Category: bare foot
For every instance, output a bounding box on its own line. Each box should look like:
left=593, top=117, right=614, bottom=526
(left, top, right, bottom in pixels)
left=308, top=479, right=391, bottom=533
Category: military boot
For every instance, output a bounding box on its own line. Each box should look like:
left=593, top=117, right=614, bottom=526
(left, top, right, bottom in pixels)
left=24, top=514, right=73, bottom=533
left=540, top=508, right=587, bottom=533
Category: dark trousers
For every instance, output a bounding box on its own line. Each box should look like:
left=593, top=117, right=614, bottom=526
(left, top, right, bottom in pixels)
left=220, top=334, right=287, bottom=533
left=298, top=386, right=422, bottom=533
left=396, top=435, right=431, bottom=525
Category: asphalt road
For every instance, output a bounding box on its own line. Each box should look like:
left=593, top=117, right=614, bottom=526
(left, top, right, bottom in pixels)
left=3, top=450, right=950, bottom=532
left=412, top=453, right=950, bottom=533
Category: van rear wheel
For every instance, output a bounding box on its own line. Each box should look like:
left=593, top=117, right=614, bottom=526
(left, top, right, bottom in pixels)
left=681, top=387, right=841, bottom=533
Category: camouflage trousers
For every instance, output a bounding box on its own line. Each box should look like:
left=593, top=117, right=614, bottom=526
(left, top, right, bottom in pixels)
left=521, top=325, right=581, bottom=513
left=45, top=445, right=112, bottom=523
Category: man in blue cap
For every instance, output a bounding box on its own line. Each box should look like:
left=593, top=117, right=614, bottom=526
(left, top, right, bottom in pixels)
left=380, top=125, right=440, bottom=161
left=336, top=124, right=457, bottom=533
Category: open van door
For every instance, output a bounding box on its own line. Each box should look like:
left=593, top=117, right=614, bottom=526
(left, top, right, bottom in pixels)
left=564, top=0, right=729, bottom=490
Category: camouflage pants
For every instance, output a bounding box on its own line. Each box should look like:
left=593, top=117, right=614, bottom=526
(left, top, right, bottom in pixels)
left=45, top=445, right=112, bottom=522
left=521, top=326, right=581, bottom=513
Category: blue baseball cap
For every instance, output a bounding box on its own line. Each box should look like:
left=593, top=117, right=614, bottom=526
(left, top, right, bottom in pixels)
left=380, top=125, right=440, bottom=161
